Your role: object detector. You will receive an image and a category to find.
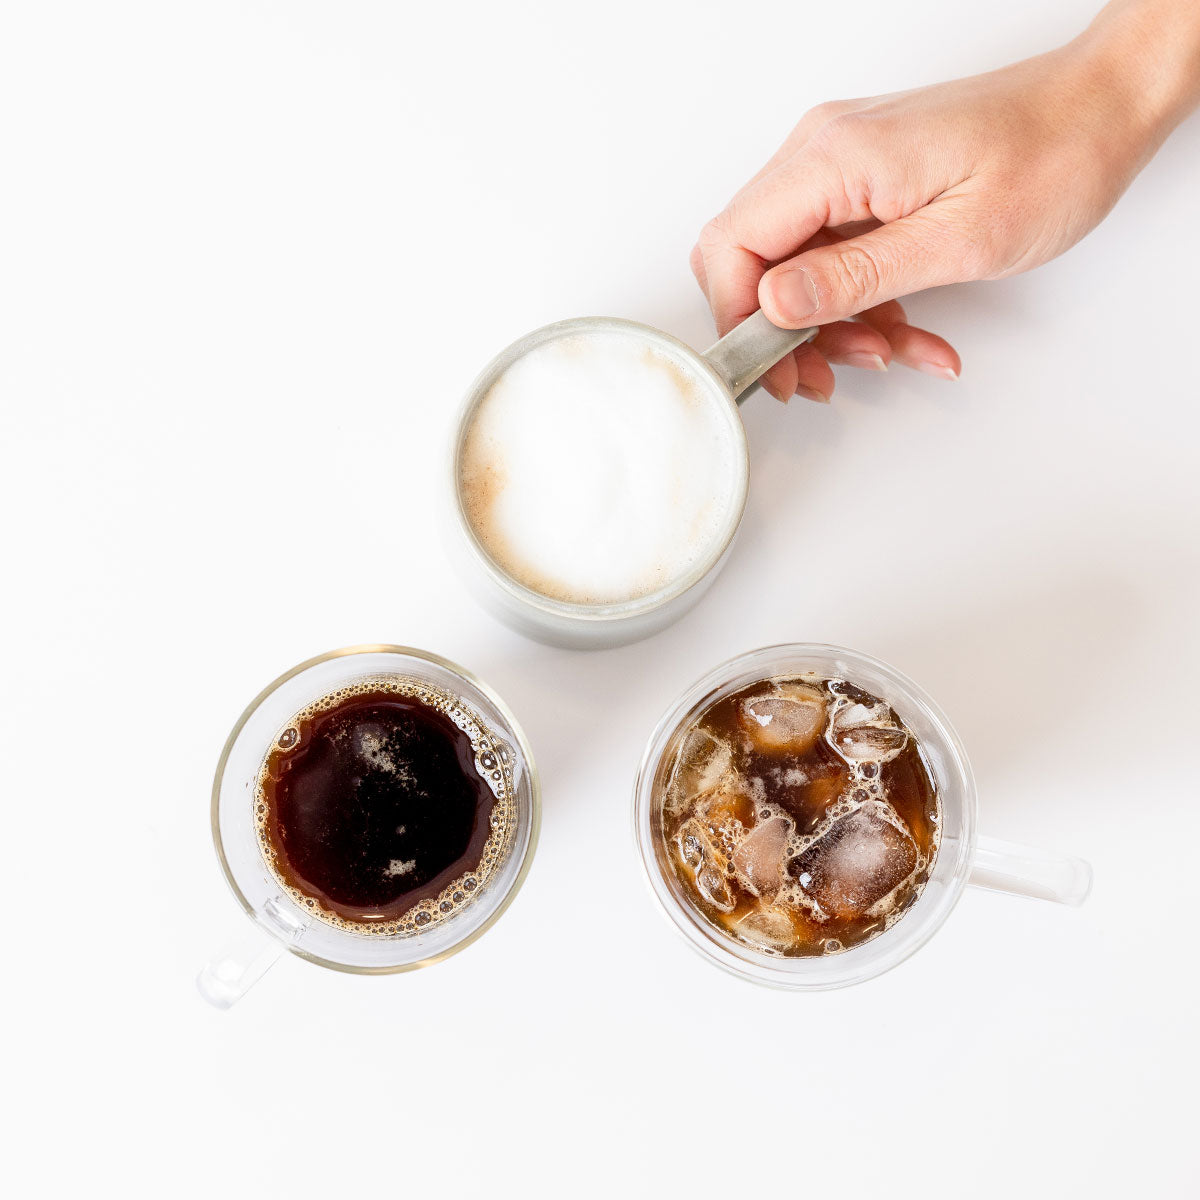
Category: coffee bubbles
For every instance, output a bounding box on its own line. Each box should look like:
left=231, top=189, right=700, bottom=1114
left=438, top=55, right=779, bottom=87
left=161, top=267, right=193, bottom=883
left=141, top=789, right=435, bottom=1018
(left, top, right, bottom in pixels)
left=654, top=673, right=941, bottom=956
left=457, top=327, right=742, bottom=606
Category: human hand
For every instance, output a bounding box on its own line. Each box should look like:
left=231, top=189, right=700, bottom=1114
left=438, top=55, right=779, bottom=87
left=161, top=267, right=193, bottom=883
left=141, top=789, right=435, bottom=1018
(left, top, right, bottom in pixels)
left=692, top=0, right=1200, bottom=403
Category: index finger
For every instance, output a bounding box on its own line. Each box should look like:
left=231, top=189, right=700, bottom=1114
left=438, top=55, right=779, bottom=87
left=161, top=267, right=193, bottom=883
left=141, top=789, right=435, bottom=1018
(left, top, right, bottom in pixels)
left=693, top=189, right=840, bottom=339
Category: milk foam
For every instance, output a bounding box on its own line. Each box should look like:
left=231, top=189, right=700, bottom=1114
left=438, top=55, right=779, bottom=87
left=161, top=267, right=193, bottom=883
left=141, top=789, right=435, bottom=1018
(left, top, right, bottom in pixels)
left=459, top=329, right=740, bottom=605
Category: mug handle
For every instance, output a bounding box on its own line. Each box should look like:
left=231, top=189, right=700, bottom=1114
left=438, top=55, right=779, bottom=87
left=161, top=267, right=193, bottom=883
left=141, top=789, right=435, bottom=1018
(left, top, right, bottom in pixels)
left=197, top=897, right=310, bottom=1009
left=702, top=310, right=820, bottom=402
left=969, top=835, right=1093, bottom=906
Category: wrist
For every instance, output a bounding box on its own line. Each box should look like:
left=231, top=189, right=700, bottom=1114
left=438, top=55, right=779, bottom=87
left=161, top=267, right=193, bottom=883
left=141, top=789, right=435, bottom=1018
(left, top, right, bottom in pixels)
left=1078, top=0, right=1200, bottom=149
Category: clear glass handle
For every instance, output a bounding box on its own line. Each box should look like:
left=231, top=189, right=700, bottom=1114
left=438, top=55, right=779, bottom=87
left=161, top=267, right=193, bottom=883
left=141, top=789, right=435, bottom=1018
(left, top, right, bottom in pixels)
left=197, top=897, right=309, bottom=1009
left=702, top=310, right=819, bottom=402
left=969, top=834, right=1093, bottom=906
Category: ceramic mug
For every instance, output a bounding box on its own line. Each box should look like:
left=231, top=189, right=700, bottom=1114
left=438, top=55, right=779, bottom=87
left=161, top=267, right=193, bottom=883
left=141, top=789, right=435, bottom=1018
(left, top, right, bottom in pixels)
left=448, top=311, right=817, bottom=649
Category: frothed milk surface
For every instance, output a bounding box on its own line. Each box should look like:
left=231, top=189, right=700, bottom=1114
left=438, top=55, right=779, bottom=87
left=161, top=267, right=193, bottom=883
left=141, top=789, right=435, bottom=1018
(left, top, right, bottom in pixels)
left=459, top=329, right=740, bottom=605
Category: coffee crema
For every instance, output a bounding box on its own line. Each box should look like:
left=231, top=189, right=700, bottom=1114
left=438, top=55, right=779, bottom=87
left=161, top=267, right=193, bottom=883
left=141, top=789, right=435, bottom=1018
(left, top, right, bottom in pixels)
left=255, top=677, right=517, bottom=936
left=458, top=328, right=741, bottom=606
left=654, top=674, right=941, bottom=956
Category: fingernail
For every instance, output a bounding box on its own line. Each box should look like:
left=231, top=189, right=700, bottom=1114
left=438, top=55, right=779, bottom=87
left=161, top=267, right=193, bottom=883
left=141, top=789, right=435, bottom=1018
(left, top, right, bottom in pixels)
left=795, top=384, right=831, bottom=405
left=842, top=352, right=888, bottom=372
left=917, top=362, right=959, bottom=381
left=768, top=267, right=820, bottom=324
left=761, top=379, right=786, bottom=403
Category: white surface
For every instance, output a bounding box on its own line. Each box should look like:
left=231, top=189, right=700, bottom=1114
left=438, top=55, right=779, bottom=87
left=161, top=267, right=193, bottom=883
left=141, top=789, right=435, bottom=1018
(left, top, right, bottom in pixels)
left=3, top=2, right=1197, bottom=1196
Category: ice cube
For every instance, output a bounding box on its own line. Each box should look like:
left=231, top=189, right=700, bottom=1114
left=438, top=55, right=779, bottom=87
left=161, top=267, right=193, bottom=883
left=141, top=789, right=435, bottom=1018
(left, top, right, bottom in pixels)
left=731, top=815, right=791, bottom=898
left=675, top=817, right=736, bottom=911
left=836, top=700, right=890, bottom=727
left=788, top=801, right=918, bottom=920
left=695, top=864, right=736, bottom=912
left=778, top=680, right=827, bottom=706
left=676, top=817, right=718, bottom=872
left=665, top=728, right=734, bottom=816
left=734, top=906, right=796, bottom=953
left=827, top=700, right=908, bottom=764
left=828, top=679, right=879, bottom=705
left=739, top=683, right=827, bottom=755
left=832, top=725, right=908, bottom=763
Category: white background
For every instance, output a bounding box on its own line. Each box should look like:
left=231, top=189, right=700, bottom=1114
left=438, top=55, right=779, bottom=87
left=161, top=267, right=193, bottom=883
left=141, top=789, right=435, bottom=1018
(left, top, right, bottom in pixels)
left=3, top=2, right=1197, bottom=1196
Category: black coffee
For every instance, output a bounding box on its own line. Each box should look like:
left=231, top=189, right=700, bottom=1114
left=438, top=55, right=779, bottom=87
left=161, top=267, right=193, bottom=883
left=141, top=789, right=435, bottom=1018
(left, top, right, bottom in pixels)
left=256, top=679, right=515, bottom=935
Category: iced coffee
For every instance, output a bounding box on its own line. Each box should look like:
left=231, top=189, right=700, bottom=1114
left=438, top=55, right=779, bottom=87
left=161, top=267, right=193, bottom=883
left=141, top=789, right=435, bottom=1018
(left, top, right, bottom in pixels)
left=653, top=675, right=940, bottom=956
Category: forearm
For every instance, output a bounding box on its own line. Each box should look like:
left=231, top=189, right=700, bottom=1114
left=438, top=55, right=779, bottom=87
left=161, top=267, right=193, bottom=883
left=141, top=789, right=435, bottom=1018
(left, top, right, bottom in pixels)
left=1081, top=0, right=1200, bottom=152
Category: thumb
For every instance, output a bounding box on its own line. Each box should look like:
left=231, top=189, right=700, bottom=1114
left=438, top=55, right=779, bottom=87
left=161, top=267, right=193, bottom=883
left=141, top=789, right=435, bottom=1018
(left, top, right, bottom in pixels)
left=758, top=207, right=978, bottom=326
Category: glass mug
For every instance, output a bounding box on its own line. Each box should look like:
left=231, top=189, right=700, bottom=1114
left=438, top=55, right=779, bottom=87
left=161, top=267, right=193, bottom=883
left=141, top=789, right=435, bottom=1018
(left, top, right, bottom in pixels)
left=447, top=312, right=818, bottom=649
left=198, top=645, right=540, bottom=1008
left=633, top=643, right=1092, bottom=989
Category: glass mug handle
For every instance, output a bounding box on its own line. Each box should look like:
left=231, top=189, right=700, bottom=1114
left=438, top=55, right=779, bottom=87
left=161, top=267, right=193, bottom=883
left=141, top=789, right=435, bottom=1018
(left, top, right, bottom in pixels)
left=702, top=310, right=820, bottom=402
left=969, top=835, right=1093, bottom=906
left=197, top=897, right=310, bottom=1009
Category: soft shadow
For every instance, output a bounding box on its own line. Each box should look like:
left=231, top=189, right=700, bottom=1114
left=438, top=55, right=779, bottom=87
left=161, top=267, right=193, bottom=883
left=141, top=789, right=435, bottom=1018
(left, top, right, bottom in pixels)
left=874, top=511, right=1196, bottom=816
left=470, top=631, right=675, bottom=807
left=880, top=564, right=1143, bottom=795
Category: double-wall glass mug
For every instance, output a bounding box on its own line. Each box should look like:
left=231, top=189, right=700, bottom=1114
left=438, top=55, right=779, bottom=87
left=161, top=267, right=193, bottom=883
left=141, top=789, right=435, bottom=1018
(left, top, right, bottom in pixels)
left=198, top=645, right=540, bottom=1008
left=634, top=643, right=1092, bottom=989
